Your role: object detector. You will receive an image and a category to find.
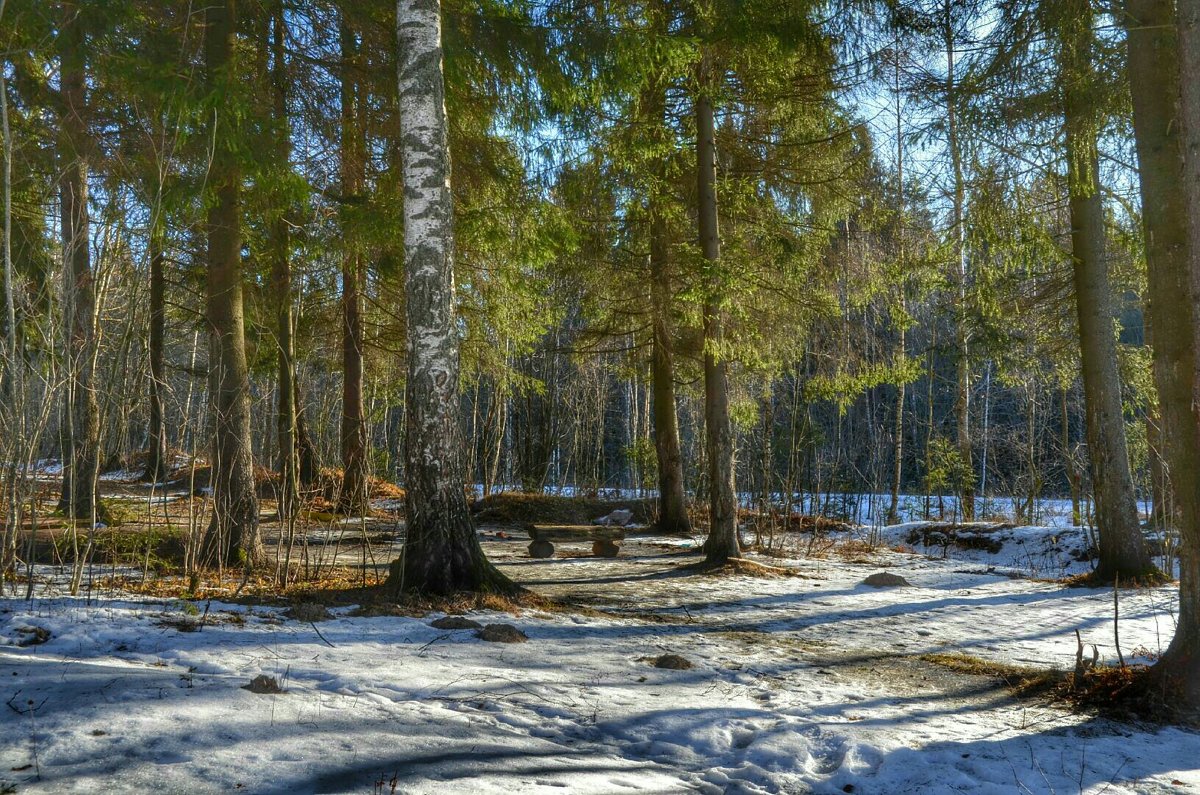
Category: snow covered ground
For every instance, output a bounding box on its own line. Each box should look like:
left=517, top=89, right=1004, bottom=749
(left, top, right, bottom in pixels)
left=1, top=528, right=1196, bottom=794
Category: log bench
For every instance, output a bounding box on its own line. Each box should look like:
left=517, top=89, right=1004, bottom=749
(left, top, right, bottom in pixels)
left=526, top=524, right=625, bottom=558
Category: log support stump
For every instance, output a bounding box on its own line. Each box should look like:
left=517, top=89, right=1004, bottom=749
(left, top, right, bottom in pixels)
left=592, top=539, right=621, bottom=558
left=525, top=524, right=626, bottom=558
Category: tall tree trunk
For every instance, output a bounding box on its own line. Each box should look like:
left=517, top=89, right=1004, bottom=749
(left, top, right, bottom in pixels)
left=695, top=63, right=739, bottom=566
left=1061, top=387, right=1082, bottom=526
left=889, top=328, right=905, bottom=524
left=295, top=384, right=320, bottom=486
left=1061, top=0, right=1155, bottom=582
left=1143, top=312, right=1167, bottom=529
left=57, top=1, right=103, bottom=525
left=0, top=0, right=12, bottom=395
left=271, top=0, right=299, bottom=527
left=1129, top=0, right=1200, bottom=705
left=200, top=0, right=262, bottom=568
left=888, top=50, right=906, bottom=525
left=0, top=0, right=21, bottom=588
left=338, top=16, right=368, bottom=514
left=642, top=77, right=690, bottom=537
left=384, top=0, right=513, bottom=595
left=142, top=221, right=168, bottom=482
left=944, top=2, right=974, bottom=521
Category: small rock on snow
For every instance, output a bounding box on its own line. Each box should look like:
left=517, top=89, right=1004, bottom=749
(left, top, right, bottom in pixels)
left=242, top=675, right=285, bottom=694
left=476, top=623, right=528, bottom=643
left=593, top=508, right=634, bottom=527
left=15, top=625, right=50, bottom=646
left=284, top=603, right=334, bottom=622
left=430, top=616, right=483, bottom=630
left=652, top=654, right=693, bottom=670
left=862, top=572, right=912, bottom=588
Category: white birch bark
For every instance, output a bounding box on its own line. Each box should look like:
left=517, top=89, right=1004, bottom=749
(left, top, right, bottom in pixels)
left=389, top=0, right=511, bottom=594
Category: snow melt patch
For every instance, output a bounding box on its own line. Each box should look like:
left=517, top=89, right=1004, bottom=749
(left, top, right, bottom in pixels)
left=0, top=542, right=1196, bottom=794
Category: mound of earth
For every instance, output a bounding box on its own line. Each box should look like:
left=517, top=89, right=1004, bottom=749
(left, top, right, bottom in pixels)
left=863, top=572, right=912, bottom=587
left=905, top=522, right=1009, bottom=554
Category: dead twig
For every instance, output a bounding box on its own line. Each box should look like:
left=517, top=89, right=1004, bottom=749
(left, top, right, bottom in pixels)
left=309, top=621, right=336, bottom=648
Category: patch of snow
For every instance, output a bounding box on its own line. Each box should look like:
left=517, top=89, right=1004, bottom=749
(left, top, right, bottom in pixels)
left=0, top=538, right=1195, bottom=794
left=98, top=469, right=144, bottom=483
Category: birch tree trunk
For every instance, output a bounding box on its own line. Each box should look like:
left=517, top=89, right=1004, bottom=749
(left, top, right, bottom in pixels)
left=200, top=0, right=263, bottom=568
left=385, top=0, right=513, bottom=595
left=1060, top=0, right=1156, bottom=582
left=695, top=63, right=740, bottom=566
left=57, top=0, right=104, bottom=525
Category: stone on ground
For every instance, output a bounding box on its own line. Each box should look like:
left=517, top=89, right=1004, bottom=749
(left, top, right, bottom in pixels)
left=477, top=623, right=528, bottom=643
left=285, top=603, right=334, bottom=622
left=862, top=572, right=911, bottom=588
left=594, top=508, right=634, bottom=526
left=242, top=674, right=285, bottom=694
left=430, top=616, right=483, bottom=630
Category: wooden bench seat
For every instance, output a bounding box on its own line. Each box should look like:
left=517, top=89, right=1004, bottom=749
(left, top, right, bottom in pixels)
left=526, top=524, right=625, bottom=558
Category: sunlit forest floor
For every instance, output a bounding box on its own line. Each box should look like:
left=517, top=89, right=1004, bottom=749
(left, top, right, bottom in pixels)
left=1, top=472, right=1196, bottom=794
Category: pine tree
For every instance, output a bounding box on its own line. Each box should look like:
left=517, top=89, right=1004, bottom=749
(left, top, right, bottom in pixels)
left=1135, top=0, right=1200, bottom=708
left=694, top=51, right=740, bottom=565
left=200, top=0, right=263, bottom=568
left=338, top=10, right=369, bottom=515
left=1055, top=0, right=1156, bottom=582
left=56, top=1, right=105, bottom=525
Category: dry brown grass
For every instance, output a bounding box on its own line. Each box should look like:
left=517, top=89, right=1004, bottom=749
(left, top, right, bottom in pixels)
left=921, top=652, right=1065, bottom=696
left=834, top=539, right=881, bottom=561
left=924, top=652, right=1199, bottom=725
left=91, top=564, right=619, bottom=624
left=1061, top=569, right=1174, bottom=588
left=94, top=567, right=388, bottom=603
left=343, top=586, right=594, bottom=618
left=686, top=557, right=809, bottom=579
left=1064, top=664, right=1198, bottom=725
left=739, top=510, right=854, bottom=535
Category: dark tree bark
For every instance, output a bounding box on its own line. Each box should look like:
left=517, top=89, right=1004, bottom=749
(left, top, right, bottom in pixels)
left=888, top=52, right=906, bottom=526
left=199, top=0, right=263, bottom=568
left=642, top=70, right=690, bottom=537
left=1061, top=387, right=1082, bottom=526
left=270, top=0, right=299, bottom=525
left=295, top=390, right=320, bottom=487
left=57, top=1, right=104, bottom=524
left=650, top=234, right=691, bottom=537
left=1143, top=313, right=1168, bottom=529
left=384, top=0, right=514, bottom=595
left=1060, top=0, right=1156, bottom=582
left=695, top=64, right=739, bottom=566
left=0, top=0, right=17, bottom=588
left=1129, top=0, right=1200, bottom=706
left=888, top=326, right=906, bottom=525
left=943, top=2, right=975, bottom=521
left=338, top=16, right=368, bottom=515
left=142, top=222, right=168, bottom=482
